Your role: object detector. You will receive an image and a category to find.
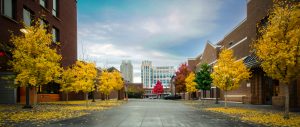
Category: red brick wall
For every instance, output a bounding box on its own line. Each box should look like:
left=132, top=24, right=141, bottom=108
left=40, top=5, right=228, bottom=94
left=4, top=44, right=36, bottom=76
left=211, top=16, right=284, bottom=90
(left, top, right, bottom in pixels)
left=187, top=59, right=198, bottom=72
left=38, top=94, right=60, bottom=102
left=20, top=87, right=60, bottom=104
left=297, top=79, right=300, bottom=108
left=0, top=0, right=77, bottom=70
left=222, top=81, right=251, bottom=102
left=216, top=0, right=273, bottom=103
left=201, top=43, right=218, bottom=64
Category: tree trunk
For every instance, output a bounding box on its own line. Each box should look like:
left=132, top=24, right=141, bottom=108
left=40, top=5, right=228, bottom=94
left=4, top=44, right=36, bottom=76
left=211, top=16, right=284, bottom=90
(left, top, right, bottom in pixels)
left=33, top=87, right=37, bottom=105
left=23, top=86, right=32, bottom=108
left=101, top=93, right=105, bottom=100
left=284, top=84, right=290, bottom=119
left=117, top=90, right=120, bottom=100
left=85, top=93, right=88, bottom=107
left=224, top=90, right=227, bottom=108
left=215, top=87, right=219, bottom=104
left=92, top=90, right=95, bottom=102
left=66, top=92, right=69, bottom=102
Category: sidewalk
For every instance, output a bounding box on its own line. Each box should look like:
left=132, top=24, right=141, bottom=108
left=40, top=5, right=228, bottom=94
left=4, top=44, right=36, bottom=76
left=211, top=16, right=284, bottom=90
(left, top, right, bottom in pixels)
left=187, top=99, right=298, bottom=113
left=184, top=100, right=300, bottom=127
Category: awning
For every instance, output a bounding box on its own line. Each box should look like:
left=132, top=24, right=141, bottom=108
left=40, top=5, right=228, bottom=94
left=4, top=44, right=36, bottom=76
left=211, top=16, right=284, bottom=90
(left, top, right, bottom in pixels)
left=243, top=54, right=260, bottom=68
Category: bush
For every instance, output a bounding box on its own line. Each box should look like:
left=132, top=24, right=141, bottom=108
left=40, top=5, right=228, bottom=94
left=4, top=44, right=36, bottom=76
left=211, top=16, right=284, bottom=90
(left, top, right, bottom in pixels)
left=128, top=92, right=143, bottom=98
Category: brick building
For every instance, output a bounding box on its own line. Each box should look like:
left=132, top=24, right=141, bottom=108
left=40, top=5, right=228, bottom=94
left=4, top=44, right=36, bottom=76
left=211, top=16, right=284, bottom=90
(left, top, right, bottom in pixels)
left=188, top=0, right=300, bottom=110
left=0, top=0, right=77, bottom=103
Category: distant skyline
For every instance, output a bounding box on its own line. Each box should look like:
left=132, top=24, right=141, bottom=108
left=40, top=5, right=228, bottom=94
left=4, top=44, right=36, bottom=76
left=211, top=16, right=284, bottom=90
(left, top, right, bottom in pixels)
left=77, top=0, right=247, bottom=83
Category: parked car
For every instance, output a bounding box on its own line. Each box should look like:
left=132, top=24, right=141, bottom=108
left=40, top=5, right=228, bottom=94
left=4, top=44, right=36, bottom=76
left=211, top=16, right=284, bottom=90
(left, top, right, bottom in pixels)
left=164, top=95, right=181, bottom=100
left=148, top=96, right=157, bottom=99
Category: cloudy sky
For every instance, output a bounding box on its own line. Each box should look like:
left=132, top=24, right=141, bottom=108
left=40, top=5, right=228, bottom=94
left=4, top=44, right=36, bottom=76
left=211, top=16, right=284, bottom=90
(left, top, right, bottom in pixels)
left=77, top=0, right=247, bottom=83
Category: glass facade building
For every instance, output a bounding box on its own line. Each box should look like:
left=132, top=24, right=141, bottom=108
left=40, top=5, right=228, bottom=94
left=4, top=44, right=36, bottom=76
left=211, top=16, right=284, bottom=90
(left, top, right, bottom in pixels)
left=141, top=60, right=175, bottom=93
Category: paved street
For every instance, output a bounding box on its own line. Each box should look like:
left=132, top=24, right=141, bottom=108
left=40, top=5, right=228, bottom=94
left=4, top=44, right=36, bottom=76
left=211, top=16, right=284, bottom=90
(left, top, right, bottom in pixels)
left=48, top=99, right=257, bottom=127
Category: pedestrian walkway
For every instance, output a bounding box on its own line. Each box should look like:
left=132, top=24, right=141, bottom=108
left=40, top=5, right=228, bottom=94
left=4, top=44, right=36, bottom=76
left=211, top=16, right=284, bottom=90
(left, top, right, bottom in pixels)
left=192, top=99, right=296, bottom=113
left=48, top=99, right=256, bottom=127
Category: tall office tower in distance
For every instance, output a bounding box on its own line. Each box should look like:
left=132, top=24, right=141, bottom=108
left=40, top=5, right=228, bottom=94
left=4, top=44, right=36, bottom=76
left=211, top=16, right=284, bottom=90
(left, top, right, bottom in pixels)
left=141, top=60, right=152, bottom=88
left=120, top=60, right=133, bottom=83
left=141, top=60, right=175, bottom=94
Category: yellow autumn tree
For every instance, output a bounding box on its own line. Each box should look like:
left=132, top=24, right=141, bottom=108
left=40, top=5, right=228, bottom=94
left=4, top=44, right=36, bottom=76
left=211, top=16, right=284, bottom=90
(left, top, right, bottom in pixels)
left=185, top=72, right=197, bottom=98
left=112, top=70, right=124, bottom=100
left=72, top=61, right=97, bottom=104
left=98, top=70, right=115, bottom=100
left=211, top=49, right=251, bottom=108
left=10, top=21, right=62, bottom=108
left=253, top=1, right=300, bottom=119
left=58, top=67, right=76, bottom=102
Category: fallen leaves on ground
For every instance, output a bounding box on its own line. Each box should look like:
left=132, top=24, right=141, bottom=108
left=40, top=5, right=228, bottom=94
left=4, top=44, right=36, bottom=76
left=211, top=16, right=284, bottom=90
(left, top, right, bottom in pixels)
left=205, top=107, right=300, bottom=127
left=0, top=100, right=126, bottom=126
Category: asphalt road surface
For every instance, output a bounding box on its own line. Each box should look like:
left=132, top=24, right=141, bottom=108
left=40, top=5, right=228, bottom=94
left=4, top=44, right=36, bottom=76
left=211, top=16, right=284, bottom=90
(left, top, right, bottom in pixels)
left=48, top=99, right=257, bottom=127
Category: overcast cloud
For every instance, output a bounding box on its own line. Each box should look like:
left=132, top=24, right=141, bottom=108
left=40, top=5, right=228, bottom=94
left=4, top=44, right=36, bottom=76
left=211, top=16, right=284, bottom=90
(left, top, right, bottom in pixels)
left=77, top=0, right=247, bottom=83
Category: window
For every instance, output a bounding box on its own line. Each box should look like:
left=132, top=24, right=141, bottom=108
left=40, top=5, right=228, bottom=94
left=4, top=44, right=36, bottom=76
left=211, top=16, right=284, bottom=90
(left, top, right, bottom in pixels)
left=257, top=16, right=269, bottom=37
left=52, top=0, right=57, bottom=16
left=23, top=8, right=32, bottom=26
left=40, top=19, right=46, bottom=26
left=2, top=0, right=14, bottom=18
left=40, top=19, right=49, bottom=29
left=39, top=0, right=46, bottom=8
left=52, top=27, right=59, bottom=42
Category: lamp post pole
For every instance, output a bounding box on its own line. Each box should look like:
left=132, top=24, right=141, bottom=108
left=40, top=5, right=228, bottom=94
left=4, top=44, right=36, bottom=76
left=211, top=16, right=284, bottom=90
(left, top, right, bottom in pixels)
left=213, top=65, right=219, bottom=104
left=171, top=75, right=176, bottom=96
left=215, top=87, right=219, bottom=104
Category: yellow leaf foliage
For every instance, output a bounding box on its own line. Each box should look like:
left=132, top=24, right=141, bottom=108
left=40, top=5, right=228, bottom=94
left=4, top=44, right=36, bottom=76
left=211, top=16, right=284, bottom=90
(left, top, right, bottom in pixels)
left=98, top=70, right=124, bottom=95
left=10, top=21, right=62, bottom=87
left=112, top=70, right=124, bottom=91
left=58, top=67, right=75, bottom=93
left=185, top=72, right=197, bottom=93
left=253, top=1, right=300, bottom=84
left=72, top=61, right=97, bottom=93
left=211, top=49, right=251, bottom=91
left=98, top=70, right=114, bottom=95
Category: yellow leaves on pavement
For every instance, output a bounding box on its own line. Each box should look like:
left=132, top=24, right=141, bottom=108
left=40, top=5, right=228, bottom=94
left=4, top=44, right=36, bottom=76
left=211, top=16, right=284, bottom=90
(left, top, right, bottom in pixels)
left=206, top=107, right=300, bottom=127
left=0, top=100, right=125, bottom=126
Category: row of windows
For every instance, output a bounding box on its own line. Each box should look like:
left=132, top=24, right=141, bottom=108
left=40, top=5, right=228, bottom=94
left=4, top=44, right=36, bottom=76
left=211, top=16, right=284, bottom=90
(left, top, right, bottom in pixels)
left=1, top=0, right=58, bottom=19
left=1, top=0, right=59, bottom=42
left=39, top=0, right=58, bottom=16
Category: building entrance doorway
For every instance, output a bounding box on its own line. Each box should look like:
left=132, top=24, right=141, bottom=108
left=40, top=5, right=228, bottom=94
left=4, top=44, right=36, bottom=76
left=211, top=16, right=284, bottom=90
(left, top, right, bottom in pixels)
left=290, top=80, right=299, bottom=111
left=262, top=76, right=279, bottom=105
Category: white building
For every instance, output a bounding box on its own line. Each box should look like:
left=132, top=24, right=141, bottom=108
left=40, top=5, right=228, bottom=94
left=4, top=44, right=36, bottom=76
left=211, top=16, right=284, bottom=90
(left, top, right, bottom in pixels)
left=141, top=60, right=175, bottom=94
left=120, top=60, right=133, bottom=83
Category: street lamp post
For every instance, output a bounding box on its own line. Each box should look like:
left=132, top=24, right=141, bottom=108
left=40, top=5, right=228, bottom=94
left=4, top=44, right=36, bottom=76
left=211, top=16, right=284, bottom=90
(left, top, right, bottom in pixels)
left=213, top=65, right=219, bottom=104
left=171, top=75, right=176, bottom=96
left=215, top=87, right=219, bottom=104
